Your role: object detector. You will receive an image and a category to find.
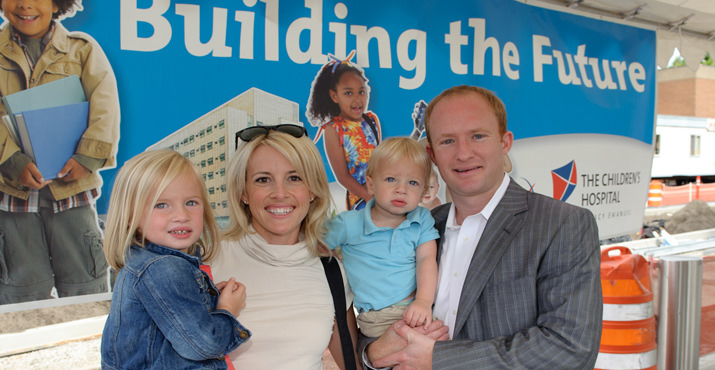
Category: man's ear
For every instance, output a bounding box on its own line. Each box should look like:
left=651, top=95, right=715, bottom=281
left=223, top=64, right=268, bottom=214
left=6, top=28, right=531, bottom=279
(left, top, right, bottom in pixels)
left=501, top=130, right=514, bottom=154
left=426, top=144, right=436, bottom=163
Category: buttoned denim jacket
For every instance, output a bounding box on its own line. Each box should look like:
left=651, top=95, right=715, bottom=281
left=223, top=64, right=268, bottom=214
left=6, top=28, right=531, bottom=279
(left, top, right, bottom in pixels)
left=101, top=242, right=251, bottom=370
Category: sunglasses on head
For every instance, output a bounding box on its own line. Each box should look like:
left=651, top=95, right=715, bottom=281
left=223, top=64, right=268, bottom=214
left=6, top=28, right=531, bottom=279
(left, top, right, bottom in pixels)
left=235, top=124, right=308, bottom=148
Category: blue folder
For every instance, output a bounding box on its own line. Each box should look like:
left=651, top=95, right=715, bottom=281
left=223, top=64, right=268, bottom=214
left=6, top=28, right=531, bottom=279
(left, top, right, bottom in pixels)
left=14, top=101, right=89, bottom=179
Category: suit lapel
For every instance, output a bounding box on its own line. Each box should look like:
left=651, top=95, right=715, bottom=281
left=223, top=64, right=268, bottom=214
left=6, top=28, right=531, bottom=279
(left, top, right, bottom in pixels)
left=452, top=179, right=528, bottom=336
left=431, top=203, right=450, bottom=265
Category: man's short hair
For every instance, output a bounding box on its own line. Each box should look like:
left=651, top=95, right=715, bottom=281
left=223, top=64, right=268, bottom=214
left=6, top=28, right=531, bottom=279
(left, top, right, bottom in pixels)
left=424, top=85, right=508, bottom=145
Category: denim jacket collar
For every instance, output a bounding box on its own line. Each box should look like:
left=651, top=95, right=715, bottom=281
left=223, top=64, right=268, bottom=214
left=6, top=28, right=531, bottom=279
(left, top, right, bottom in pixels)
left=128, top=242, right=202, bottom=271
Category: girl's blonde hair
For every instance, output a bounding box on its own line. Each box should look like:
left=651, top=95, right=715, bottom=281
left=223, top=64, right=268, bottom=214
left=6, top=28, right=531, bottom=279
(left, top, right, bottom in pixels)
left=224, top=131, right=332, bottom=256
left=104, top=150, right=219, bottom=270
left=366, top=137, right=433, bottom=191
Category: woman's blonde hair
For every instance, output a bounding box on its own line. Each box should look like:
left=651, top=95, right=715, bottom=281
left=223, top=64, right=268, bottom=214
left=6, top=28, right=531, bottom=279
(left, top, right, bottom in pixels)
left=223, top=131, right=332, bottom=256
left=104, top=149, right=219, bottom=270
left=366, top=137, right=432, bottom=191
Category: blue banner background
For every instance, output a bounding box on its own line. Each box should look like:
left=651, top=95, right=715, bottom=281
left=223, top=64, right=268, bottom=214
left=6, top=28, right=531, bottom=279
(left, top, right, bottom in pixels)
left=57, top=0, right=656, bottom=213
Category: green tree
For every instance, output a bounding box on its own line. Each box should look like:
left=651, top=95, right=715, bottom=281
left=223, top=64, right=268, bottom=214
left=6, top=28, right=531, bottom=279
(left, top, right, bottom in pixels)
left=702, top=52, right=714, bottom=66
left=669, top=56, right=686, bottom=68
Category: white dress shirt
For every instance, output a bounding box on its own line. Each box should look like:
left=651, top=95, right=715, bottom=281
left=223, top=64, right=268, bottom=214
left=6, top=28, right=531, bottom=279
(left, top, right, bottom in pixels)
left=433, top=173, right=510, bottom=338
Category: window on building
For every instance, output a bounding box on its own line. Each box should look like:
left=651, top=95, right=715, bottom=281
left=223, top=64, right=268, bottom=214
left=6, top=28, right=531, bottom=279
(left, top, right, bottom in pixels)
left=218, top=120, right=225, bottom=128
left=208, top=157, right=214, bottom=166
left=219, top=136, right=225, bottom=146
left=202, top=174, right=206, bottom=181
left=207, top=142, right=213, bottom=150
left=189, top=135, right=194, bottom=143
left=182, top=138, right=188, bottom=145
left=201, top=160, right=206, bottom=168
left=221, top=184, right=226, bottom=192
left=200, top=145, right=206, bottom=153
left=189, top=149, right=195, bottom=157
left=183, top=152, right=189, bottom=158
left=220, top=153, right=226, bottom=161
left=222, top=200, right=228, bottom=208
left=207, top=126, right=212, bottom=134
left=199, top=129, right=205, bottom=138
left=220, top=168, right=226, bottom=176
left=654, top=135, right=660, bottom=155
left=209, top=187, right=215, bottom=195
left=208, top=172, right=214, bottom=180
left=690, top=135, right=701, bottom=156
left=211, top=202, right=216, bottom=209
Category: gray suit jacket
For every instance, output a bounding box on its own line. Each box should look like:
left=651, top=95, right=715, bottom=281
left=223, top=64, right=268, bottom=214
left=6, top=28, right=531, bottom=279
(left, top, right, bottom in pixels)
left=431, top=178, right=602, bottom=369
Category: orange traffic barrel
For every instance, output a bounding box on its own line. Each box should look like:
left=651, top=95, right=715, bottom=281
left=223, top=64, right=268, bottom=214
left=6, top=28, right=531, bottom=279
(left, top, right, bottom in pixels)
left=647, top=180, right=663, bottom=207
left=595, top=246, right=656, bottom=370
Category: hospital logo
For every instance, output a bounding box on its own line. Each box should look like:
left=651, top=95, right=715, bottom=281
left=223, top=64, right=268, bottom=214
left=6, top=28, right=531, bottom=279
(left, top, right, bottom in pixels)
left=552, top=160, right=577, bottom=201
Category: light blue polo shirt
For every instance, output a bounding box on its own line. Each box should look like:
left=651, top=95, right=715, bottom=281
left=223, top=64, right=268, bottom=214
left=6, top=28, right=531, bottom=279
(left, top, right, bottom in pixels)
left=323, top=199, right=439, bottom=312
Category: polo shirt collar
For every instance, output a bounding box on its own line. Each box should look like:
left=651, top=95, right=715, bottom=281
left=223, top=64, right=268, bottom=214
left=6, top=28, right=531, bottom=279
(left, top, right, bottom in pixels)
left=362, top=198, right=421, bottom=234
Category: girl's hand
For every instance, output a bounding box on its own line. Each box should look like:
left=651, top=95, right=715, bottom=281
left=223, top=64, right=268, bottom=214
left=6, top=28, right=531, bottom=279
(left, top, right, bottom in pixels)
left=402, top=299, right=433, bottom=327
left=216, top=278, right=247, bottom=317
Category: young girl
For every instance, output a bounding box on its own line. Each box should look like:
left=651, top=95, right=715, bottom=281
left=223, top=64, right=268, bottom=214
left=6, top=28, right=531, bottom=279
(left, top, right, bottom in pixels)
left=307, top=51, right=381, bottom=210
left=101, top=150, right=250, bottom=370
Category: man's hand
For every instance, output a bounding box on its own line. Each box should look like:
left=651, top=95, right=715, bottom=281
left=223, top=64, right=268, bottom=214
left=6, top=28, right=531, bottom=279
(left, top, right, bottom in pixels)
left=57, top=158, right=90, bottom=182
left=367, top=320, right=449, bottom=368
left=373, top=321, right=446, bottom=370
left=18, top=162, right=50, bottom=189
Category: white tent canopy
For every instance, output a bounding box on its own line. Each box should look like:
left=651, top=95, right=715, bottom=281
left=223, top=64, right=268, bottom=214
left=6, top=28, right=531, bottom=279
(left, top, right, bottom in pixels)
left=522, top=0, right=715, bottom=70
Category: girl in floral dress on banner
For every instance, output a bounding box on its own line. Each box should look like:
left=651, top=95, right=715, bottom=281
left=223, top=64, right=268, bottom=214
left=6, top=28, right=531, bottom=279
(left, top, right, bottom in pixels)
left=307, top=51, right=381, bottom=210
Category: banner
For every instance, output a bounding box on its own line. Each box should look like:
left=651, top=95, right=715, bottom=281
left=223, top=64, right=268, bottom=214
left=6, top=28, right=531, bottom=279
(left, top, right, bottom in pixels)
left=64, top=0, right=656, bottom=239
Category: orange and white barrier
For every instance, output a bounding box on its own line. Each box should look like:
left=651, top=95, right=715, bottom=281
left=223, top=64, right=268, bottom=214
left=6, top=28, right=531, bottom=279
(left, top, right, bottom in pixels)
left=647, top=180, right=663, bottom=207
left=649, top=180, right=715, bottom=207
left=596, top=246, right=657, bottom=370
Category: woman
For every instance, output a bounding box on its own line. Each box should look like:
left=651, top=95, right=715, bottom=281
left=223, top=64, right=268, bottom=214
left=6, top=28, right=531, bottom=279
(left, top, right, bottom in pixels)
left=210, top=124, right=360, bottom=370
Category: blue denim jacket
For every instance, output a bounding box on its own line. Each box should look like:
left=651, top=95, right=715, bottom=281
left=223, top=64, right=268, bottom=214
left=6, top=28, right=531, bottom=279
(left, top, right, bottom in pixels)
left=101, top=242, right=251, bottom=370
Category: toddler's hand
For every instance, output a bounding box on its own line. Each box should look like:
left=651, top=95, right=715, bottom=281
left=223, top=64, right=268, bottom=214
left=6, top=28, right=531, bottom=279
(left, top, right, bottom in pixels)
left=403, top=299, right=432, bottom=327
left=216, top=278, right=246, bottom=318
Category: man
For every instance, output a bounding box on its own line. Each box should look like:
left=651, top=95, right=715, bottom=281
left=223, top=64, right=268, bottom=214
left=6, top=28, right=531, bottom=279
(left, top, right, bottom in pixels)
left=364, top=85, right=602, bottom=369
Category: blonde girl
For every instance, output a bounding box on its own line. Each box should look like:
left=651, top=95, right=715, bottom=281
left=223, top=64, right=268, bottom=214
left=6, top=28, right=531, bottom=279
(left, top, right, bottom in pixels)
left=101, top=149, right=250, bottom=370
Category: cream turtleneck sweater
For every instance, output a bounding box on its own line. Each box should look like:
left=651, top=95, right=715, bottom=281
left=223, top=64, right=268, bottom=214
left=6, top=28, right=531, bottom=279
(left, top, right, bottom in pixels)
left=210, top=230, right=351, bottom=370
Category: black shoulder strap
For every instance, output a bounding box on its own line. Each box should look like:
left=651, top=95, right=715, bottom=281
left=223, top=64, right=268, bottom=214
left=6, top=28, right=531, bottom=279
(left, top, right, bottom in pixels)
left=321, top=257, right=357, bottom=370
left=362, top=113, right=380, bottom=144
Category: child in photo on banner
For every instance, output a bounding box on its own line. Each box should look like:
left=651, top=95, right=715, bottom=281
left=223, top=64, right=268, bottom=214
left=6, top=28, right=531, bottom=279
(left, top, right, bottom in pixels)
left=101, top=150, right=250, bottom=370
left=419, top=166, right=443, bottom=210
left=307, top=51, right=381, bottom=211
left=0, top=0, right=120, bottom=303
left=323, top=137, right=439, bottom=338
